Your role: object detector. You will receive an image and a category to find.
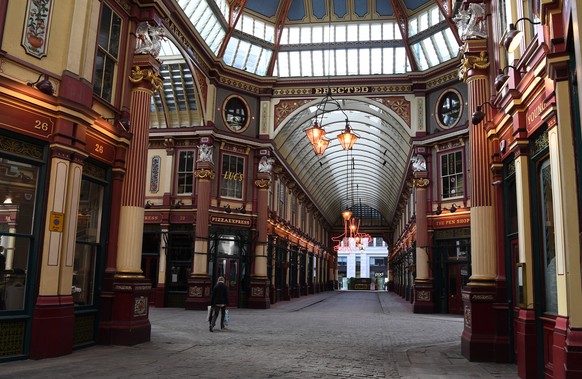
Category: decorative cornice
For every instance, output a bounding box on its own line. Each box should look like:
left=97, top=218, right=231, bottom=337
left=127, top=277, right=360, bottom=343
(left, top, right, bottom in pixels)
left=218, top=76, right=260, bottom=94
left=194, top=168, right=215, bottom=180
left=129, top=66, right=163, bottom=91
left=427, top=70, right=459, bottom=89
left=373, top=96, right=411, bottom=127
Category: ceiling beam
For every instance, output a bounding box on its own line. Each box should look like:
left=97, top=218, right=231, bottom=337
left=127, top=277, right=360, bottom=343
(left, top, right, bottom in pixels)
left=390, top=0, right=418, bottom=71
left=434, top=0, right=463, bottom=46
left=266, top=0, right=293, bottom=76
left=216, top=0, right=248, bottom=58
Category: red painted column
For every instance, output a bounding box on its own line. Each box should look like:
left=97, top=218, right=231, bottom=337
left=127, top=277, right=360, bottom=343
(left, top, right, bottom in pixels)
left=99, top=55, right=163, bottom=345
left=459, top=40, right=501, bottom=362
left=185, top=139, right=215, bottom=310
left=248, top=156, right=272, bottom=308
left=412, top=169, right=434, bottom=313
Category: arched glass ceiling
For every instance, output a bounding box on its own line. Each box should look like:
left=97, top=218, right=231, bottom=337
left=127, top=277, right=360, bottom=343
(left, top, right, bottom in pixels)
left=175, top=0, right=460, bottom=77
left=274, top=99, right=413, bottom=224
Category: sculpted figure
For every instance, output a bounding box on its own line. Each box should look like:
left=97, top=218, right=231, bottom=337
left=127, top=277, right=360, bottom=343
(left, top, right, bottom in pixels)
left=411, top=154, right=427, bottom=172
left=197, top=144, right=214, bottom=163
left=258, top=156, right=275, bottom=173
left=135, top=21, right=166, bottom=58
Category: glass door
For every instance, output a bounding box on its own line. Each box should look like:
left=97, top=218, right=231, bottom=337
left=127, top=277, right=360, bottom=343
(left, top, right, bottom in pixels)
left=216, top=258, right=238, bottom=307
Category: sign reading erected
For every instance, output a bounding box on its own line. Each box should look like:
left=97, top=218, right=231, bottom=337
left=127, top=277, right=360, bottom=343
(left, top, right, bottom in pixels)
left=49, top=211, right=64, bottom=232
left=210, top=215, right=250, bottom=227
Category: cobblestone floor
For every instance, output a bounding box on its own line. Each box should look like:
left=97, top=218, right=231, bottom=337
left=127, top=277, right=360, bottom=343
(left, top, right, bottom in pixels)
left=0, top=291, right=518, bottom=378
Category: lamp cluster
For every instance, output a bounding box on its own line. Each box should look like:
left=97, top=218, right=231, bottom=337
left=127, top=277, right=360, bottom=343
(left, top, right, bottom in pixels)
left=304, top=90, right=359, bottom=155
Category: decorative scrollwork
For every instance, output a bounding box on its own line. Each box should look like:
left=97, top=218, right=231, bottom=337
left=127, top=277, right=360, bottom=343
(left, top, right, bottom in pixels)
left=458, top=51, right=490, bottom=81
left=255, top=178, right=271, bottom=189
left=413, top=178, right=430, bottom=188
left=194, top=169, right=215, bottom=180
left=129, top=66, right=163, bottom=91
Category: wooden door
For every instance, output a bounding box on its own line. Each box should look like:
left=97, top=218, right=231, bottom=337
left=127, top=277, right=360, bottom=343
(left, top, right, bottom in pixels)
left=217, top=257, right=239, bottom=307
left=448, top=264, right=463, bottom=314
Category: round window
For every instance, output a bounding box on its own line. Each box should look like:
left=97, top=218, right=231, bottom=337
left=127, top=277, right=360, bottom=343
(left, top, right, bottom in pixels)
left=223, top=96, right=249, bottom=133
left=436, top=90, right=462, bottom=129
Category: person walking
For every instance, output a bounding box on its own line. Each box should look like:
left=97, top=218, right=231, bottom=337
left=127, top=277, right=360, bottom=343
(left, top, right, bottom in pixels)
left=209, top=276, right=229, bottom=332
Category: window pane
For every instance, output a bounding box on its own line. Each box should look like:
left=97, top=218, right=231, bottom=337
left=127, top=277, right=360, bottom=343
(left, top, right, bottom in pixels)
left=347, top=49, right=358, bottom=75
left=301, top=51, right=312, bottom=76
left=359, top=49, right=370, bottom=75
left=540, top=160, right=557, bottom=313
left=335, top=49, right=346, bottom=76
left=221, top=154, right=244, bottom=199
left=72, top=243, right=97, bottom=306
left=77, top=180, right=104, bottom=243
left=0, top=237, right=30, bottom=310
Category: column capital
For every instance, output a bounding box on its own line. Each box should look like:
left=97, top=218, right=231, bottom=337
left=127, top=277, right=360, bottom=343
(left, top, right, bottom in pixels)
left=194, top=168, right=215, bottom=180
left=255, top=178, right=271, bottom=189
left=413, top=178, right=430, bottom=188
left=459, top=50, right=490, bottom=82
left=129, top=63, right=163, bottom=92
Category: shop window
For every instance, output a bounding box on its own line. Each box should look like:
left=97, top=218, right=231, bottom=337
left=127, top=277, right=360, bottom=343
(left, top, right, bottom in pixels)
left=0, top=157, right=40, bottom=311
left=93, top=3, right=122, bottom=103
left=278, top=181, right=285, bottom=217
left=440, top=150, right=464, bottom=199
left=220, top=154, right=244, bottom=199
left=74, top=178, right=104, bottom=306
left=539, top=159, right=557, bottom=314
left=176, top=151, right=194, bottom=194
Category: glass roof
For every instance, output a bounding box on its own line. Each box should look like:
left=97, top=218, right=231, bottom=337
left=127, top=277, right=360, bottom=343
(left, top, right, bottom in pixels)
left=175, top=0, right=460, bottom=77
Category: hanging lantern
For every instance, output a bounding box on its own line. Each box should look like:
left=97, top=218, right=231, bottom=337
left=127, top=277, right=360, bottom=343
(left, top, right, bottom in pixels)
left=312, top=138, right=330, bottom=155
left=337, top=120, right=359, bottom=150
left=305, top=120, right=326, bottom=145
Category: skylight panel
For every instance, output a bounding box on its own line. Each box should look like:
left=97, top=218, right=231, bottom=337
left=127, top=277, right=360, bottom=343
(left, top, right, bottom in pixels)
left=412, top=43, right=428, bottom=70
left=301, top=51, right=312, bottom=76
left=328, top=50, right=337, bottom=76
left=418, top=13, right=428, bottom=32
left=347, top=24, right=358, bottom=42
left=383, top=47, right=394, bottom=74
left=312, top=50, right=324, bottom=76
left=277, top=51, right=289, bottom=76
left=280, top=27, right=289, bottom=44
left=371, top=24, right=382, bottom=40
left=233, top=40, right=251, bottom=69
left=254, top=19, right=266, bottom=40
left=212, top=0, right=229, bottom=20
left=335, top=49, right=346, bottom=76
left=335, top=25, right=346, bottom=42
left=432, top=32, right=450, bottom=61
left=394, top=47, right=407, bottom=73
left=255, top=49, right=272, bottom=76
left=186, top=0, right=225, bottom=57
left=289, top=27, right=300, bottom=44
left=246, top=44, right=263, bottom=72
left=301, top=26, right=312, bottom=44
left=422, top=39, right=439, bottom=66
left=384, top=22, right=395, bottom=40
left=347, top=49, right=358, bottom=75
left=359, top=23, right=370, bottom=41
left=223, top=37, right=238, bottom=65
left=430, top=7, right=441, bottom=24
left=207, top=25, right=225, bottom=54
left=359, top=49, right=370, bottom=75
left=443, top=28, right=459, bottom=56
left=312, top=26, right=323, bottom=43
left=371, top=48, right=382, bottom=74
left=264, top=24, right=275, bottom=43
left=289, top=51, right=301, bottom=76
left=409, top=19, right=418, bottom=36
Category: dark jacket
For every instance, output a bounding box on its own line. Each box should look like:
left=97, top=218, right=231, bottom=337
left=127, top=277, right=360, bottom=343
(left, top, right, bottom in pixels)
left=210, top=281, right=229, bottom=307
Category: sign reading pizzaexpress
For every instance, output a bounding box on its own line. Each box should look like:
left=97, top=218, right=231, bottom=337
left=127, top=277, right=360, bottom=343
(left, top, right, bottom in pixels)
left=210, top=215, right=250, bottom=227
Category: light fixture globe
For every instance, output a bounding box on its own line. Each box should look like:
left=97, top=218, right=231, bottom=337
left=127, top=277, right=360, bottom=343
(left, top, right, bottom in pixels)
left=342, top=209, right=352, bottom=221
left=337, top=120, right=359, bottom=150
left=305, top=120, right=326, bottom=145
left=503, top=23, right=523, bottom=52
left=494, top=69, right=509, bottom=91
left=471, top=106, right=486, bottom=125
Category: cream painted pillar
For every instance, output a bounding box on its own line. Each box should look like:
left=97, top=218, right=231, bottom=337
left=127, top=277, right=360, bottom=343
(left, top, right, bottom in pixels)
left=117, top=61, right=162, bottom=278
left=38, top=155, right=84, bottom=296
left=548, top=78, right=582, bottom=324
left=514, top=154, right=535, bottom=308
left=157, top=226, right=168, bottom=286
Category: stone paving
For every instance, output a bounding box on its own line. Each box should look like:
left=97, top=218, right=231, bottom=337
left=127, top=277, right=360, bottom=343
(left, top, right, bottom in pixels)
left=0, top=291, right=518, bottom=378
